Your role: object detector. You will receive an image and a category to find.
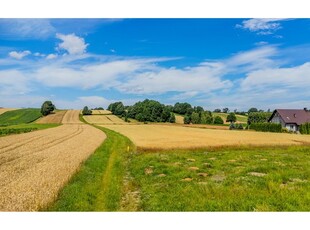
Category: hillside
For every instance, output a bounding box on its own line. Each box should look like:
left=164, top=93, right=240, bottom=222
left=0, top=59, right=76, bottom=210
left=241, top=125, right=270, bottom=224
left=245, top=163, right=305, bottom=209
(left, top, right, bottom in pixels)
left=0, top=108, right=42, bottom=126
left=212, top=112, right=247, bottom=124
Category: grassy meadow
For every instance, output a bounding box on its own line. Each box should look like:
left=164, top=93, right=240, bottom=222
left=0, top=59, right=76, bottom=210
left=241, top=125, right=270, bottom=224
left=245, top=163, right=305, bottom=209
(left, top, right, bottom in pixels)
left=0, top=108, right=42, bottom=126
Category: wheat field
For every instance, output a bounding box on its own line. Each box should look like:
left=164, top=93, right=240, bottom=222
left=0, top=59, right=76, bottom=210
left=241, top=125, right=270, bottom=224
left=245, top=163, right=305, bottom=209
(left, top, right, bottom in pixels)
left=83, top=114, right=125, bottom=124
left=101, top=124, right=310, bottom=150
left=36, top=110, right=67, bottom=124
left=0, top=110, right=106, bottom=211
left=91, top=110, right=112, bottom=115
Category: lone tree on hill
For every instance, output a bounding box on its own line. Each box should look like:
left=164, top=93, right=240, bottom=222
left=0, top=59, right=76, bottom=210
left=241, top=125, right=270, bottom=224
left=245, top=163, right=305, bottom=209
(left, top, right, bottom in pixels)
left=41, top=101, right=55, bottom=116
left=82, top=106, right=92, bottom=115
left=226, top=112, right=237, bottom=123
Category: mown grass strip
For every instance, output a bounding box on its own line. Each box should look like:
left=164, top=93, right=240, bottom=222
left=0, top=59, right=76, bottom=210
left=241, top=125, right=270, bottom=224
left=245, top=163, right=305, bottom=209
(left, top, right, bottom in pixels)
left=0, top=123, right=61, bottom=137
left=46, top=121, right=135, bottom=211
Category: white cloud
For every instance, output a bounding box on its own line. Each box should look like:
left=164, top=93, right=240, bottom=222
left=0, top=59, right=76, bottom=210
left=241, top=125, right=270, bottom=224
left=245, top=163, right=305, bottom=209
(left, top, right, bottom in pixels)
left=46, top=54, right=58, bottom=60
left=34, top=52, right=46, bottom=57
left=0, top=19, right=55, bottom=39
left=54, top=96, right=112, bottom=109
left=8, top=50, right=31, bottom=59
left=236, top=18, right=287, bottom=35
left=0, top=70, right=30, bottom=96
left=56, top=33, right=88, bottom=55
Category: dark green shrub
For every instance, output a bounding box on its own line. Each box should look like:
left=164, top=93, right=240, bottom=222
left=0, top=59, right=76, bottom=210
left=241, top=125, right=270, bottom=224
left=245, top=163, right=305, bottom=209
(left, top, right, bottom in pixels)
left=82, top=106, right=92, bottom=115
left=247, top=112, right=272, bottom=125
left=41, top=101, right=55, bottom=116
left=249, top=123, right=282, bottom=133
left=213, top=116, right=224, bottom=124
left=300, top=123, right=310, bottom=134
left=184, top=115, right=191, bottom=124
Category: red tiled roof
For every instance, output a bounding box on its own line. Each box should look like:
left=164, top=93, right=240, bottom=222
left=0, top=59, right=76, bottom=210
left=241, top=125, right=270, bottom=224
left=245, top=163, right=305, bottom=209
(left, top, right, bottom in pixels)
left=269, top=109, right=310, bottom=125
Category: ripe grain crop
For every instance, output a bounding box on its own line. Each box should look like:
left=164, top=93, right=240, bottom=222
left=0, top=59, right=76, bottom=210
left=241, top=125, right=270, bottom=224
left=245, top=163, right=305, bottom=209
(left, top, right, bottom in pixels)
left=0, top=110, right=106, bottom=211
left=36, top=110, right=67, bottom=124
left=101, top=124, right=310, bottom=150
left=83, top=115, right=125, bottom=124
left=61, top=110, right=83, bottom=124
left=91, top=110, right=112, bottom=115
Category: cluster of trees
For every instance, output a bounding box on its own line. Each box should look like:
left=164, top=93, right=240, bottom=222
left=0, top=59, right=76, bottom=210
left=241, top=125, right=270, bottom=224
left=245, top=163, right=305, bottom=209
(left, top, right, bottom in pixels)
left=299, top=123, right=310, bottom=134
left=92, top=107, right=104, bottom=110
left=108, top=99, right=175, bottom=123
left=82, top=106, right=92, bottom=115
left=247, top=112, right=272, bottom=125
left=40, top=101, right=55, bottom=116
left=213, top=107, right=271, bottom=116
left=249, top=123, right=282, bottom=133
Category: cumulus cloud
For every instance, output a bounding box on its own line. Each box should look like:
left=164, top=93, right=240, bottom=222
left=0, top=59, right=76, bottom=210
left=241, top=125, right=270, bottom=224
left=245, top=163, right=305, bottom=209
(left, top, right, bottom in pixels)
left=56, top=33, right=88, bottom=55
left=46, top=54, right=58, bottom=60
left=236, top=18, right=287, bottom=35
left=9, top=50, right=31, bottom=59
left=0, top=69, right=30, bottom=96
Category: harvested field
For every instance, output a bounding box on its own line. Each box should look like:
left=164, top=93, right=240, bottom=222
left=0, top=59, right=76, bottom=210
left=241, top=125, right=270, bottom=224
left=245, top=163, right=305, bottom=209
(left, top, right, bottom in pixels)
left=0, top=109, right=106, bottom=211
left=0, top=108, right=17, bottom=115
left=83, top=114, right=125, bottom=124
left=61, top=110, right=82, bottom=124
left=101, top=124, right=310, bottom=150
left=91, top=110, right=112, bottom=115
left=36, top=110, right=67, bottom=124
left=175, top=115, right=184, bottom=124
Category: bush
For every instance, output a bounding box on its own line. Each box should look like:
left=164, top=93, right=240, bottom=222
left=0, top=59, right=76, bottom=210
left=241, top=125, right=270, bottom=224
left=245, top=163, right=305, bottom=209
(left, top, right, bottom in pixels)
left=300, top=122, right=310, bottom=134
left=247, top=112, right=272, bottom=125
left=0, top=127, right=38, bottom=136
left=249, top=123, right=282, bottom=133
left=184, top=115, right=191, bottom=124
left=82, top=106, right=92, bottom=115
left=41, top=101, right=55, bottom=116
left=213, top=116, right=224, bottom=124
left=226, top=112, right=237, bottom=123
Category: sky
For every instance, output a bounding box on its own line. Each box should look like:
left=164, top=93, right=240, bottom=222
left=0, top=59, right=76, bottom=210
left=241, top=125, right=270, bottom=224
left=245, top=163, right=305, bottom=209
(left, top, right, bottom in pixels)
left=1, top=18, right=310, bottom=111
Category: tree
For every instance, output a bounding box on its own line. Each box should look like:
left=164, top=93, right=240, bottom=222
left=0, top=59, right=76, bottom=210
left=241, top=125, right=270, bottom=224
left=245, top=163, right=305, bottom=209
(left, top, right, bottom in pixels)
left=247, top=112, right=272, bottom=125
left=173, top=102, right=193, bottom=115
left=226, top=112, right=236, bottom=123
left=191, top=112, right=201, bottom=124
left=168, top=113, right=176, bottom=123
left=248, top=107, right=258, bottom=113
left=213, top=116, right=224, bottom=124
left=222, top=108, right=229, bottom=113
left=213, top=109, right=221, bottom=113
left=40, top=101, right=55, bottom=116
left=184, top=115, right=191, bottom=124
left=82, top=106, right=92, bottom=115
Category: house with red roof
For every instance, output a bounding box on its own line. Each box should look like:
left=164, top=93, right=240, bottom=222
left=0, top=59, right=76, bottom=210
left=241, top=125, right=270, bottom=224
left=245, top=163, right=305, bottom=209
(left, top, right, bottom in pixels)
left=268, top=109, right=310, bottom=132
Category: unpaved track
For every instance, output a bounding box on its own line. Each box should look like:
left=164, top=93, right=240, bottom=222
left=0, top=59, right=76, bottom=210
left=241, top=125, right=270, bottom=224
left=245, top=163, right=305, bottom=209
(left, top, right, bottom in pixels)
left=0, top=110, right=106, bottom=211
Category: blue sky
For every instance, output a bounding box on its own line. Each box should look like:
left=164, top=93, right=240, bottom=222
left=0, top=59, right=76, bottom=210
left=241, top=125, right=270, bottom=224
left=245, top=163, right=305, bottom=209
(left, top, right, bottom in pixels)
left=1, top=18, right=310, bottom=111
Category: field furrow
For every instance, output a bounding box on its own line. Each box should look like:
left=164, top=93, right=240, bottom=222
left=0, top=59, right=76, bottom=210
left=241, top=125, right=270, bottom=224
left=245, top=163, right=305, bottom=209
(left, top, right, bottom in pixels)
left=0, top=110, right=106, bottom=211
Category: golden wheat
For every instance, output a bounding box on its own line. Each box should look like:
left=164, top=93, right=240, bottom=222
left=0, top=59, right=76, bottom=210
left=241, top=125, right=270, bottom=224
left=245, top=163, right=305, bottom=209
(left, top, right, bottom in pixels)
left=83, top=114, right=125, bottom=124
left=101, top=124, right=310, bottom=150
left=0, top=110, right=106, bottom=211
left=36, top=110, right=67, bottom=124
left=91, top=110, right=112, bottom=115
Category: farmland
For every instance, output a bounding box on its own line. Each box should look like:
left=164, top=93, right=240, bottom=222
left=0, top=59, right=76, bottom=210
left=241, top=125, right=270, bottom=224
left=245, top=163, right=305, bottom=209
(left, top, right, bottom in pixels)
left=0, top=110, right=106, bottom=211
left=0, top=108, right=42, bottom=126
left=0, top=108, right=17, bottom=115
left=212, top=112, right=248, bottom=124
left=83, top=114, right=125, bottom=124
left=100, top=124, right=310, bottom=150
left=91, top=110, right=112, bottom=115
left=35, top=110, right=67, bottom=124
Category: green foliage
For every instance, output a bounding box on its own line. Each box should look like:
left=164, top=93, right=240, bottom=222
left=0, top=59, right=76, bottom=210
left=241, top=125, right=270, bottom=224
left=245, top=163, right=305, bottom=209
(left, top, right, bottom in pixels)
left=127, top=99, right=175, bottom=123
left=222, top=108, right=229, bottom=113
left=183, top=115, right=191, bottom=124
left=41, top=101, right=55, bottom=116
left=0, top=108, right=42, bottom=126
left=82, top=106, right=92, bottom=115
left=247, top=112, right=272, bottom=125
left=226, top=112, right=237, bottom=123
left=213, top=116, right=224, bottom=124
left=249, top=123, right=282, bottom=132
left=299, top=123, right=310, bottom=134
left=0, top=123, right=60, bottom=136
left=213, top=109, right=221, bottom=113
left=92, top=107, right=104, bottom=110
left=248, top=107, right=258, bottom=113
left=190, top=112, right=201, bottom=124
left=169, top=113, right=176, bottom=123
left=0, top=127, right=38, bottom=136
left=173, top=102, right=193, bottom=115
left=108, top=102, right=125, bottom=116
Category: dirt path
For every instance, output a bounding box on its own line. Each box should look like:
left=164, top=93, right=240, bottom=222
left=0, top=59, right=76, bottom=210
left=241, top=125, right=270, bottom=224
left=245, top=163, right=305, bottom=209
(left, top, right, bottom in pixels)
left=0, top=110, right=106, bottom=211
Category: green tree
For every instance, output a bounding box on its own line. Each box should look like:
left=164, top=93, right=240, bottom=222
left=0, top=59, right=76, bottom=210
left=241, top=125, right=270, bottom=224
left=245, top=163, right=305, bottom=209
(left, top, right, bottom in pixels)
left=40, top=101, right=55, bottom=116
left=222, top=108, right=229, bottom=113
left=184, top=115, right=191, bottom=124
left=213, top=109, right=221, bottom=113
left=191, top=112, right=201, bottom=124
left=168, top=113, right=176, bottom=123
left=213, top=116, right=224, bottom=124
left=226, top=112, right=236, bottom=123
left=82, top=106, right=92, bottom=115
left=248, top=107, right=258, bottom=113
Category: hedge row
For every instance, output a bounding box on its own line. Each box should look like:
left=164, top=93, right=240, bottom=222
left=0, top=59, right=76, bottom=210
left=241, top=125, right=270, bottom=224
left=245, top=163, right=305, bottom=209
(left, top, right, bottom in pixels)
left=300, top=123, right=310, bottom=134
left=249, top=123, right=282, bottom=133
left=0, top=128, right=38, bottom=136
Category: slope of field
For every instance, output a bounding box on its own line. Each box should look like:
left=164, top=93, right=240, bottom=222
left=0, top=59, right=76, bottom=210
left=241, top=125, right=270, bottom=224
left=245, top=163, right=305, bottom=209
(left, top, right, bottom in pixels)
left=213, top=112, right=248, bottom=124
left=36, top=110, right=67, bottom=124
left=62, top=110, right=83, bottom=124
left=0, top=109, right=106, bottom=211
left=91, top=110, right=112, bottom=115
left=0, top=108, right=42, bottom=126
left=175, top=114, right=184, bottom=124
left=101, top=124, right=310, bottom=150
left=83, top=115, right=125, bottom=124
left=0, top=108, right=17, bottom=115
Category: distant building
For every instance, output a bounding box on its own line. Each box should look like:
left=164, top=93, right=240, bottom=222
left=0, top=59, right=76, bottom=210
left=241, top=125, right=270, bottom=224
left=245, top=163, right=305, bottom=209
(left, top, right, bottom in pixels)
left=268, top=109, right=310, bottom=132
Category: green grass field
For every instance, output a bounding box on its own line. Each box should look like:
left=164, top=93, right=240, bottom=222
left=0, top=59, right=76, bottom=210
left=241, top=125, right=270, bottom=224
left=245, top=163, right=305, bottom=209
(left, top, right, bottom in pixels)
left=0, top=123, right=60, bottom=136
left=130, top=146, right=310, bottom=211
left=0, top=108, right=42, bottom=126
